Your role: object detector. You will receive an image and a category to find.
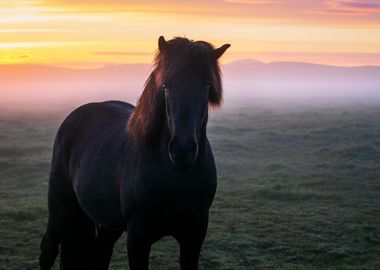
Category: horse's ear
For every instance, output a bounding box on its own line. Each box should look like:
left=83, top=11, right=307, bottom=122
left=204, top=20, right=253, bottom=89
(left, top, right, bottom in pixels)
left=158, top=36, right=167, bottom=51
left=214, top=44, right=230, bottom=59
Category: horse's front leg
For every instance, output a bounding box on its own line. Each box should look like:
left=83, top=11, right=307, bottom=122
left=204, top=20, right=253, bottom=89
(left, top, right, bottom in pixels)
left=92, top=226, right=123, bottom=270
left=176, top=214, right=209, bottom=270
left=126, top=219, right=152, bottom=270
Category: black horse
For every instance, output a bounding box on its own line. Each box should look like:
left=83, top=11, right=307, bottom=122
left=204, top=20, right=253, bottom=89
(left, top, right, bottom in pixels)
left=39, top=36, right=230, bottom=270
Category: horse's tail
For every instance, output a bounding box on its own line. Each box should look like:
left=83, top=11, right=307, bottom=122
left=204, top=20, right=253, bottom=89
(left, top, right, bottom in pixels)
left=40, top=122, right=96, bottom=270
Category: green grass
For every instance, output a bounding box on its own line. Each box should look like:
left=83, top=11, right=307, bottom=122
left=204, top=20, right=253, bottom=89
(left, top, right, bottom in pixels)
left=1, top=101, right=380, bottom=269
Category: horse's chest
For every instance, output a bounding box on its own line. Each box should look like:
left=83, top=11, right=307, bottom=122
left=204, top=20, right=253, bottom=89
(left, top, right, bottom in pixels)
left=133, top=172, right=215, bottom=216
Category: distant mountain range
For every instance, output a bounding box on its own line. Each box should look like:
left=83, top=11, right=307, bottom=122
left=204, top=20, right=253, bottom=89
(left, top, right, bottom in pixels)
left=1, top=59, right=380, bottom=104
left=0, top=63, right=150, bottom=84
left=2, top=59, right=379, bottom=83
left=222, top=59, right=380, bottom=99
left=224, top=59, right=380, bottom=80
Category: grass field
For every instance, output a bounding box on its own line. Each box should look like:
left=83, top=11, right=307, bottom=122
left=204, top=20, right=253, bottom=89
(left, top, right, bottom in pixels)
left=1, top=99, right=380, bottom=269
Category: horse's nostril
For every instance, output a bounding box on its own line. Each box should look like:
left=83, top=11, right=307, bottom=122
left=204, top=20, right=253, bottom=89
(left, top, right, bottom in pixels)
left=168, top=137, right=198, bottom=166
left=189, top=141, right=197, bottom=151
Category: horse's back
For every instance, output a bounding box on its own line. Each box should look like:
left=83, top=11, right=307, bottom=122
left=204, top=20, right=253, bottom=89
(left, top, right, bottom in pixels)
left=52, top=100, right=134, bottom=229
left=61, top=100, right=134, bottom=134
left=56, top=100, right=134, bottom=168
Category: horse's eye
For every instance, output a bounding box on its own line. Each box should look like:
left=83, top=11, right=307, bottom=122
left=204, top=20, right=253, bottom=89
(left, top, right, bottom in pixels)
left=205, top=84, right=211, bottom=93
left=162, top=83, right=168, bottom=93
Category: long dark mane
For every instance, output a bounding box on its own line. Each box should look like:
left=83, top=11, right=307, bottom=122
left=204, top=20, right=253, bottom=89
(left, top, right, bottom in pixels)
left=127, top=37, right=224, bottom=144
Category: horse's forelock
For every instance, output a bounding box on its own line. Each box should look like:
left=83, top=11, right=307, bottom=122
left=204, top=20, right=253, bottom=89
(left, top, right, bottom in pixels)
left=155, top=38, right=223, bottom=102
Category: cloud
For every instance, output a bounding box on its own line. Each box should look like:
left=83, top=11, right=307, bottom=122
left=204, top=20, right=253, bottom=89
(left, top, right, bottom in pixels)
left=326, top=0, right=380, bottom=13
left=92, top=51, right=151, bottom=56
left=338, top=1, right=380, bottom=11
left=36, top=0, right=380, bottom=25
left=308, top=8, right=367, bottom=16
left=0, top=41, right=78, bottom=49
left=0, top=28, right=72, bottom=33
left=305, top=0, right=380, bottom=17
left=224, top=0, right=278, bottom=4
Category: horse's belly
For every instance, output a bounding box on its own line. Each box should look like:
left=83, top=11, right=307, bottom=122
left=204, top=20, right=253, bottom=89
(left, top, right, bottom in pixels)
left=73, top=176, right=127, bottom=230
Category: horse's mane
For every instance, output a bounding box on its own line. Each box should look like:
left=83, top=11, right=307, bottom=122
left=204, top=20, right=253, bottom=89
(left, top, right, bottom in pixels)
left=127, top=37, right=224, bottom=145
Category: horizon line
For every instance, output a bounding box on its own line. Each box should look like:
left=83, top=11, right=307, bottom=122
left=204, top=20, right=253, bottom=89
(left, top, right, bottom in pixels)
left=1, top=58, right=380, bottom=70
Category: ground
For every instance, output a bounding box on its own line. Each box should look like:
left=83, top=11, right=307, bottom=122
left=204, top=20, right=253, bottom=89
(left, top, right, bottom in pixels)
left=0, top=99, right=379, bottom=269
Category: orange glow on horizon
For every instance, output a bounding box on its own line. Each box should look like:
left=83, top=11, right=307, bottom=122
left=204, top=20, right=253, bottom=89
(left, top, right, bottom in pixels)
left=0, top=0, right=379, bottom=67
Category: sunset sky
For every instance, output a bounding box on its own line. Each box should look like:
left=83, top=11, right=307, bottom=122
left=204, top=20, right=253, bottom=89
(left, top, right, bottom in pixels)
left=1, top=0, right=380, bottom=67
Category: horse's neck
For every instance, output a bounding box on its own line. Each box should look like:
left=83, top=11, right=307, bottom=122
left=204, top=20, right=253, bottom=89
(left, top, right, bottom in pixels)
left=127, top=80, right=165, bottom=144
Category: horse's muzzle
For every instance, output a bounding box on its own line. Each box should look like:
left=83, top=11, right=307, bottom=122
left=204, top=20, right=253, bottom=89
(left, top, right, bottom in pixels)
left=168, top=137, right=198, bottom=166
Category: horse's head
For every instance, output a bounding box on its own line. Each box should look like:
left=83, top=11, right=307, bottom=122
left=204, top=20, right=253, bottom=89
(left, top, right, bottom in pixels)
left=155, top=36, right=230, bottom=166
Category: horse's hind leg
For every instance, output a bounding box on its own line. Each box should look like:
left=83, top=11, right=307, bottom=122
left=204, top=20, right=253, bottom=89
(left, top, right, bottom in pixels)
left=91, top=226, right=123, bottom=270
left=40, top=151, right=96, bottom=270
left=39, top=162, right=69, bottom=270
left=59, top=205, right=96, bottom=270
left=40, top=197, right=96, bottom=270
left=39, top=215, right=60, bottom=270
